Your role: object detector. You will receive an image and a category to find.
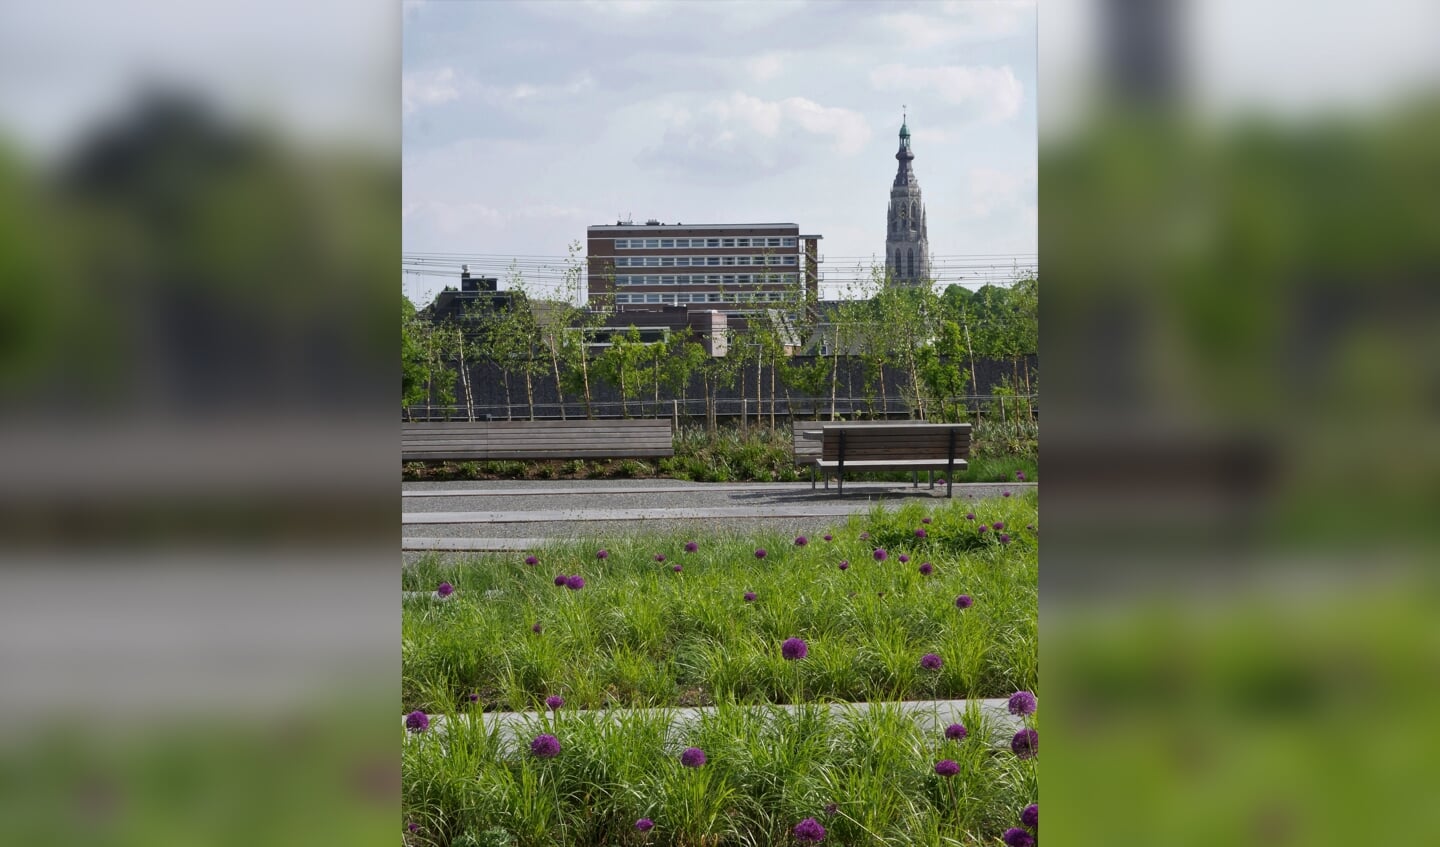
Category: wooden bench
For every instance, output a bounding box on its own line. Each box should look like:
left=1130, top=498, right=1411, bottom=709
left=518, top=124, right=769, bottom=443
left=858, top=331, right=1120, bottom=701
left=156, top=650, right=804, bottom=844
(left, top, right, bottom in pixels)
left=401, top=419, right=674, bottom=462
left=793, top=420, right=894, bottom=486
left=811, top=423, right=971, bottom=497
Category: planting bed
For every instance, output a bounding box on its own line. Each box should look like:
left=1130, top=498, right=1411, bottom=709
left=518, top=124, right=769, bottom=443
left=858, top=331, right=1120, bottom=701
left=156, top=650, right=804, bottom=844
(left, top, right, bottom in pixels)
left=403, top=493, right=1038, bottom=846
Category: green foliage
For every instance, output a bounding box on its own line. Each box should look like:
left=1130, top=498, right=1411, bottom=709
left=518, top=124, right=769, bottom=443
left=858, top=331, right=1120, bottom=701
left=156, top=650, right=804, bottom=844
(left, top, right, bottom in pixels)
left=401, top=495, right=1037, bottom=712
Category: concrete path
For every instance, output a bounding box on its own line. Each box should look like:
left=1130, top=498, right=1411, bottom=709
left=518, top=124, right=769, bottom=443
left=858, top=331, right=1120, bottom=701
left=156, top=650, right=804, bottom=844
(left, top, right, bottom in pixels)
left=403, top=480, right=1032, bottom=558
left=403, top=698, right=1026, bottom=749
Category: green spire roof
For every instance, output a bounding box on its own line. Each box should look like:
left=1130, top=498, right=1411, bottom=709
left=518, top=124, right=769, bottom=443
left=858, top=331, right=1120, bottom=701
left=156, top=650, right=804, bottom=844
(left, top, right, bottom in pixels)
left=899, top=120, right=910, bottom=138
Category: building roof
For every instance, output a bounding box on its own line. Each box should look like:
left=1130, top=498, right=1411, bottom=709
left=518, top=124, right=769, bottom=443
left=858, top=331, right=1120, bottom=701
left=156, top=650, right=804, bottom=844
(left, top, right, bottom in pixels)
left=588, top=222, right=799, bottom=231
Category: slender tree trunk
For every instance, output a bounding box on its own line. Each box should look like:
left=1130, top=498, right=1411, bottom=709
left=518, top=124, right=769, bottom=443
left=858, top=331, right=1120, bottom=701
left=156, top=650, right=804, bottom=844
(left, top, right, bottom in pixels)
left=502, top=370, right=512, bottom=421
left=828, top=343, right=839, bottom=421
left=580, top=350, right=593, bottom=419
left=769, top=353, right=776, bottom=429
left=963, top=320, right=978, bottom=410
left=550, top=343, right=566, bottom=421
left=1023, top=357, right=1034, bottom=422
left=524, top=362, right=535, bottom=422
left=458, top=346, right=474, bottom=422
left=755, top=353, right=762, bottom=429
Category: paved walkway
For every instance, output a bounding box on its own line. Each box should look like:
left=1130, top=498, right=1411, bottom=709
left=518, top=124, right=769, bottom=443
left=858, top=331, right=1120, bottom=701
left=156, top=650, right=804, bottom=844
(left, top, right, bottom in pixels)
left=402, top=480, right=1033, bottom=558
left=403, top=698, right=1025, bottom=748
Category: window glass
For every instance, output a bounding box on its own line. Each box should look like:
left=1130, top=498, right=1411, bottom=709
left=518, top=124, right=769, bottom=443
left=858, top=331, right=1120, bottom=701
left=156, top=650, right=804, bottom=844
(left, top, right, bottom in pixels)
left=721, top=238, right=735, bottom=247
left=722, top=256, right=735, bottom=266
left=645, top=239, right=659, bottom=248
left=661, top=239, right=674, bottom=248
left=646, top=256, right=660, bottom=266
left=707, top=257, right=720, bottom=266
left=646, top=294, right=660, bottom=303
left=661, top=257, right=675, bottom=266
left=783, top=237, right=796, bottom=247
left=736, top=238, right=749, bottom=247
left=616, top=239, right=628, bottom=249
left=706, top=238, right=719, bottom=247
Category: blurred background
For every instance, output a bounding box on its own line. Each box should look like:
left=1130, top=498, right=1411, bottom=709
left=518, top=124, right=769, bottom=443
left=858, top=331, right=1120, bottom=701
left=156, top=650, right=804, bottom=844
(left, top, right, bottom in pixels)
left=2, top=0, right=1438, bottom=845
left=0, top=2, right=398, bottom=845
left=1041, top=0, right=1440, bottom=844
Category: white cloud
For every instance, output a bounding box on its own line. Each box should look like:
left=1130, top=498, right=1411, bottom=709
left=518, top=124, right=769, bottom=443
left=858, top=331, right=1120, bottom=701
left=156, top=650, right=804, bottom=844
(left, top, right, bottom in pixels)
left=708, top=93, right=870, bottom=154
left=402, top=67, right=460, bottom=116
left=883, top=2, right=1033, bottom=50
left=961, top=165, right=1036, bottom=219
left=642, top=93, right=870, bottom=180
left=870, top=64, right=1024, bottom=123
left=747, top=53, right=784, bottom=83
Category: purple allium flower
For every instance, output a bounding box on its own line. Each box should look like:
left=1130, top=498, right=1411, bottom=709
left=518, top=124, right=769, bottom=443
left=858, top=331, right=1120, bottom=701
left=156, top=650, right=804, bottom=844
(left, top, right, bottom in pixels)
left=838, top=560, right=849, bottom=571
left=781, top=637, right=809, bottom=660
left=680, top=746, right=706, bottom=768
left=1011, top=728, right=1039, bottom=759
left=1008, top=690, right=1038, bottom=717
left=965, top=513, right=975, bottom=521
left=919, top=562, right=933, bottom=576
left=999, top=533, right=1011, bottom=545
left=1003, top=827, right=1036, bottom=847
left=405, top=710, right=429, bottom=733
left=944, top=723, right=968, bottom=741
left=565, top=575, right=586, bottom=590
left=823, top=534, right=833, bottom=542
left=596, top=549, right=609, bottom=560
left=635, top=818, right=654, bottom=832
left=824, top=802, right=838, bottom=817
left=920, top=653, right=944, bottom=671
left=554, top=574, right=568, bottom=587
left=672, top=564, right=682, bottom=572
left=1021, top=803, right=1038, bottom=830
left=545, top=695, right=564, bottom=710
left=436, top=582, right=454, bottom=598
left=993, top=522, right=1005, bottom=531
left=793, top=818, right=827, bottom=842
left=407, top=821, right=419, bottom=833
left=1016, top=470, right=1026, bottom=481
left=934, top=759, right=960, bottom=777
left=873, top=548, right=888, bottom=561
left=654, top=553, right=666, bottom=562
left=978, top=525, right=988, bottom=534
left=915, top=528, right=927, bottom=539
left=685, top=541, right=699, bottom=553
left=755, top=548, right=767, bottom=559
left=530, top=733, right=560, bottom=758
left=859, top=532, right=870, bottom=540
left=1003, top=491, right=1012, bottom=498
left=468, top=692, right=480, bottom=702
left=898, top=554, right=910, bottom=563
left=524, top=555, right=539, bottom=566
left=955, top=594, right=974, bottom=609
left=795, top=535, right=808, bottom=546
left=532, top=621, right=543, bottom=633
left=744, top=591, right=757, bottom=602
left=923, top=516, right=933, bottom=524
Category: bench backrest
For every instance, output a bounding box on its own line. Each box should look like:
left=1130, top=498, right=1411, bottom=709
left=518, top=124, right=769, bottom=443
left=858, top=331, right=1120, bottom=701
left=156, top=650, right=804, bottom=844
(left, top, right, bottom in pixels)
left=819, top=424, right=972, bottom=462
left=792, top=420, right=894, bottom=464
left=402, top=419, right=674, bottom=461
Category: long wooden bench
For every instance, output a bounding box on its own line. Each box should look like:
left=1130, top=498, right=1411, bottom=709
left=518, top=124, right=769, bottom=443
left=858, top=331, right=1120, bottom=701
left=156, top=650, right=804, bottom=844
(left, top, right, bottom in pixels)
left=811, top=423, right=971, bottom=497
left=402, top=419, right=674, bottom=462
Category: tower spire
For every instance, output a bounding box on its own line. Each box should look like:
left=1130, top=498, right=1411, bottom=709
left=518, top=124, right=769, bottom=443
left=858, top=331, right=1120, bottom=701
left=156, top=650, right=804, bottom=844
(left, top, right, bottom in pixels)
left=884, top=112, right=929, bottom=288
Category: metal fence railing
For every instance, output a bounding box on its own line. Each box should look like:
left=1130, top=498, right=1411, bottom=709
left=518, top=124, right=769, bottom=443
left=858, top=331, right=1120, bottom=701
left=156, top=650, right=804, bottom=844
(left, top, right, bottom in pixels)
left=402, top=395, right=1038, bottom=425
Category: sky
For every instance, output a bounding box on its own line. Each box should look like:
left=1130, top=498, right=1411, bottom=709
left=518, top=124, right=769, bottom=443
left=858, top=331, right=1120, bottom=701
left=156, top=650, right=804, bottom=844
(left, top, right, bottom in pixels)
left=402, top=0, right=1038, bottom=304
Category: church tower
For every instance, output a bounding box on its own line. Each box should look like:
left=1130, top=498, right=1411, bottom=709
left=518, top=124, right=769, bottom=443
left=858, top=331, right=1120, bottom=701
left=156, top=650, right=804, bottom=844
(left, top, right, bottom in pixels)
left=885, top=113, right=930, bottom=287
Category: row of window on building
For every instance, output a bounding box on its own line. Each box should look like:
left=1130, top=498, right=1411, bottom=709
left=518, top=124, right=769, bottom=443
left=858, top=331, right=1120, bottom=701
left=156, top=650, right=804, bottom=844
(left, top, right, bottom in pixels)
left=614, top=254, right=799, bottom=268
left=615, top=236, right=797, bottom=249
left=613, top=273, right=800, bottom=287
left=613, top=291, right=793, bottom=305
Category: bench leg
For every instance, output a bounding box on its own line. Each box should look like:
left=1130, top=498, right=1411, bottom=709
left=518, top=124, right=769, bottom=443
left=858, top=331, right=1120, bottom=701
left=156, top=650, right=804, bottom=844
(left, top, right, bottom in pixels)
left=913, top=470, right=918, bottom=488
left=811, top=465, right=816, bottom=490
left=837, top=472, right=843, bottom=495
left=929, top=470, right=934, bottom=490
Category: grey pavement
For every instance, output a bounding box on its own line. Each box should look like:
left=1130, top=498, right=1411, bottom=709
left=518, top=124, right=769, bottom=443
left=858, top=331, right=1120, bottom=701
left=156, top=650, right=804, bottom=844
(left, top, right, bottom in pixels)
left=403, top=698, right=1025, bottom=749
left=402, top=480, right=1032, bottom=557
